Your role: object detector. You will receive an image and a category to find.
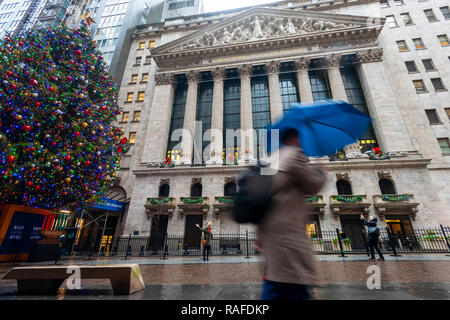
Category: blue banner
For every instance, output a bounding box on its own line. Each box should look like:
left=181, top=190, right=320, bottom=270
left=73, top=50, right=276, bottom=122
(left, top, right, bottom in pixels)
left=93, top=197, right=126, bottom=213
left=0, top=211, right=44, bottom=255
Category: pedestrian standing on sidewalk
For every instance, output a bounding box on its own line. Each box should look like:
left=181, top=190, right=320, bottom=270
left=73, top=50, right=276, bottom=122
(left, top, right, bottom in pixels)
left=257, top=128, right=326, bottom=300
left=196, top=222, right=213, bottom=261
left=360, top=214, right=384, bottom=261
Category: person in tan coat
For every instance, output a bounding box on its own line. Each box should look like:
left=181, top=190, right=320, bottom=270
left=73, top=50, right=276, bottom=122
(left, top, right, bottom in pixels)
left=257, top=128, right=326, bottom=300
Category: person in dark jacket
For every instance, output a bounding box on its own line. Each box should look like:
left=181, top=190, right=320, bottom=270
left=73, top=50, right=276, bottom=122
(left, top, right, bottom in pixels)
left=360, top=214, right=384, bottom=261
left=196, top=222, right=213, bottom=261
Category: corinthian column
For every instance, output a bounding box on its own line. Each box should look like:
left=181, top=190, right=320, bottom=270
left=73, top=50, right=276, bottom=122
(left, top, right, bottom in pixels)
left=141, top=73, right=175, bottom=165
left=324, top=55, right=359, bottom=157
left=324, top=54, right=348, bottom=101
left=180, top=70, right=201, bottom=165
left=356, top=48, right=415, bottom=153
left=265, top=61, right=283, bottom=122
left=208, top=67, right=226, bottom=165
left=294, top=57, right=314, bottom=103
left=237, top=64, right=256, bottom=163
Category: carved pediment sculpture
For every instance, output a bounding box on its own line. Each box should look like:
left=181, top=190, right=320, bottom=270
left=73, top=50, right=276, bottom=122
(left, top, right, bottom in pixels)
left=174, top=14, right=354, bottom=52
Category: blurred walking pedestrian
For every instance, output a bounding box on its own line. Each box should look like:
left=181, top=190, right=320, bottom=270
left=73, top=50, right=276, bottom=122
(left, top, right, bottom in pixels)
left=360, top=214, right=384, bottom=261
left=257, top=128, right=326, bottom=300
left=196, top=222, right=213, bottom=261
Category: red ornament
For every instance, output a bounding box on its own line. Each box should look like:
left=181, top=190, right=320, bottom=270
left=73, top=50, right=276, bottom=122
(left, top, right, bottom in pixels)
left=65, top=155, right=71, bottom=161
left=34, top=185, right=40, bottom=191
left=18, top=41, right=24, bottom=46
left=28, top=146, right=35, bottom=152
left=23, top=125, right=31, bottom=132
left=85, top=161, right=91, bottom=166
left=48, top=87, right=55, bottom=92
left=75, top=49, right=82, bottom=55
left=30, top=79, right=37, bottom=85
left=117, top=147, right=123, bottom=153
left=27, top=181, right=33, bottom=187
left=74, top=131, right=80, bottom=137
left=35, top=102, right=40, bottom=107
left=100, top=106, right=106, bottom=111
left=6, top=156, right=15, bottom=164
left=10, top=84, right=16, bottom=90
left=50, top=76, right=57, bottom=82
left=67, top=76, right=72, bottom=81
left=6, top=71, right=12, bottom=76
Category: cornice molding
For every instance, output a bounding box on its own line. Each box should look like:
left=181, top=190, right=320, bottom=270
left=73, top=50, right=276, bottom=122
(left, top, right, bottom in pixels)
left=154, top=72, right=174, bottom=86
left=356, top=48, right=384, bottom=63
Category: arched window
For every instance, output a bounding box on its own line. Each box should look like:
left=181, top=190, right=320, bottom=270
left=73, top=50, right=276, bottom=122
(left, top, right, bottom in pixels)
left=159, top=184, right=170, bottom=197
left=191, top=183, right=202, bottom=197
left=336, top=179, right=352, bottom=195
left=224, top=182, right=237, bottom=196
left=379, top=179, right=396, bottom=195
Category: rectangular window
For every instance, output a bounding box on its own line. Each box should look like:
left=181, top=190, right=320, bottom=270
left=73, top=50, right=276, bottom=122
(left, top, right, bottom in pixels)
left=129, top=132, right=136, bottom=144
left=195, top=80, right=213, bottom=164
left=441, top=6, right=450, bottom=20
left=424, top=9, right=438, bottom=22
left=438, top=138, right=450, bottom=154
left=444, top=108, right=450, bottom=120
left=279, top=72, right=300, bottom=112
left=137, top=91, right=145, bottom=101
left=138, top=41, right=145, bottom=50
left=380, top=0, right=389, bottom=8
left=438, top=35, right=449, bottom=46
left=130, top=74, right=138, bottom=84
left=422, top=59, right=436, bottom=71
left=223, top=77, right=241, bottom=164
left=121, top=111, right=129, bottom=123
left=145, top=55, right=151, bottom=64
left=431, top=78, right=446, bottom=91
left=167, top=81, right=188, bottom=161
left=394, top=0, right=403, bottom=5
left=132, top=111, right=141, bottom=122
left=405, top=61, right=418, bottom=73
left=396, top=40, right=408, bottom=51
left=400, top=13, right=413, bottom=25
left=251, top=72, right=271, bottom=159
left=413, top=80, right=427, bottom=93
left=386, top=15, right=398, bottom=28
left=126, top=92, right=134, bottom=102
left=425, top=109, right=440, bottom=124
left=141, top=73, right=148, bottom=83
left=135, top=56, right=141, bottom=66
left=309, top=69, right=332, bottom=101
left=148, top=40, right=155, bottom=48
left=413, top=38, right=425, bottom=49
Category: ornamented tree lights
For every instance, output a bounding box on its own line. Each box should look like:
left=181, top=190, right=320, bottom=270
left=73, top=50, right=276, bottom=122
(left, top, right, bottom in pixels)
left=0, top=23, right=128, bottom=210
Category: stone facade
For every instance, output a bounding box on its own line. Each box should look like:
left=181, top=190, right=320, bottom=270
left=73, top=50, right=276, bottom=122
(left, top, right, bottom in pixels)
left=116, top=0, right=450, bottom=237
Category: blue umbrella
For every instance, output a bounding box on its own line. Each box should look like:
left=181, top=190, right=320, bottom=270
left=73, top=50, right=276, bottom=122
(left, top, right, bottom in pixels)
left=267, top=100, right=372, bottom=157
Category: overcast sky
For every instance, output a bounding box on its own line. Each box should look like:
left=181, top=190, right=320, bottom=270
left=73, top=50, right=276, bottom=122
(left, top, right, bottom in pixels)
left=202, top=0, right=277, bottom=13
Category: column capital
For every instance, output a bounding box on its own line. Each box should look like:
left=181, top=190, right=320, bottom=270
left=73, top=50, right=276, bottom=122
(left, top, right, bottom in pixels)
left=293, top=57, right=310, bottom=71
left=324, top=54, right=342, bottom=68
left=154, top=72, right=174, bottom=86
left=237, top=64, right=253, bottom=78
left=356, top=48, right=383, bottom=64
left=211, top=67, right=226, bottom=81
left=186, top=70, right=201, bottom=83
left=265, top=61, right=280, bottom=75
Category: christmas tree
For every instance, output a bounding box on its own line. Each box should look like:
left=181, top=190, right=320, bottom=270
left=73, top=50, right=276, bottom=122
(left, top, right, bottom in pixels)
left=0, top=24, right=128, bottom=211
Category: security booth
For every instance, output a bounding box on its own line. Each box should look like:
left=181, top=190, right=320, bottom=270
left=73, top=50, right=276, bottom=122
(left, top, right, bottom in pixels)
left=71, top=189, right=128, bottom=256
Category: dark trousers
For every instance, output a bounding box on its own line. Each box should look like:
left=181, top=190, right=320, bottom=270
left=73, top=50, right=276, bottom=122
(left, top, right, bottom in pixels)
left=368, top=236, right=384, bottom=260
left=261, top=280, right=311, bottom=300
left=202, top=244, right=210, bottom=260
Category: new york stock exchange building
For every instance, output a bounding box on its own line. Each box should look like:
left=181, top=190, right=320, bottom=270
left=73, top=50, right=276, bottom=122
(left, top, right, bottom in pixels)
left=115, top=0, right=450, bottom=250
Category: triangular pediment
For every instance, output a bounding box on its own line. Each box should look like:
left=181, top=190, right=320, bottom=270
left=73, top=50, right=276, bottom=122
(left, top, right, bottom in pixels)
left=152, top=7, right=384, bottom=55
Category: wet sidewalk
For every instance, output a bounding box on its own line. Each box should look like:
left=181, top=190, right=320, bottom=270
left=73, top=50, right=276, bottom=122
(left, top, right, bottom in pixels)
left=0, top=255, right=449, bottom=300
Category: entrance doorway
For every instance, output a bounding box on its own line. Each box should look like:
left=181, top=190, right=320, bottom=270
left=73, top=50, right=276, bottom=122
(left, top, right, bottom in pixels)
left=340, top=214, right=366, bottom=250
left=386, top=214, right=415, bottom=250
left=306, top=214, right=321, bottom=238
left=149, top=215, right=169, bottom=252
left=184, top=214, right=203, bottom=249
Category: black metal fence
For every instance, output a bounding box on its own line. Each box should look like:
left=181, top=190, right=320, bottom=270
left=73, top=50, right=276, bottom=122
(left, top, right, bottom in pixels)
left=59, top=225, right=450, bottom=260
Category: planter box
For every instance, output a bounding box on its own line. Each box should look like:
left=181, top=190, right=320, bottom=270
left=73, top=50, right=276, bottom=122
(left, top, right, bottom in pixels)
left=419, top=239, right=447, bottom=251
left=332, top=242, right=352, bottom=252
left=312, top=241, right=325, bottom=252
